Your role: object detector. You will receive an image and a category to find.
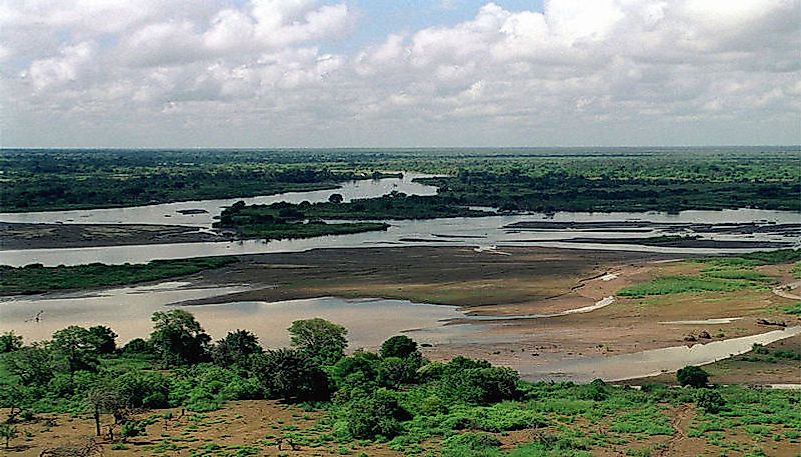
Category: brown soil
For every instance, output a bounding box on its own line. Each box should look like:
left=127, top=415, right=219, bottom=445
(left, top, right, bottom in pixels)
left=181, top=247, right=797, bottom=381
left=0, top=222, right=227, bottom=250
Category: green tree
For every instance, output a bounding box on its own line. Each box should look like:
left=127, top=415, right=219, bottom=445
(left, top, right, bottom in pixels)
left=211, top=329, right=263, bottom=368
left=677, top=365, right=709, bottom=388
left=3, top=344, right=60, bottom=385
left=380, top=335, right=419, bottom=359
left=251, top=348, right=330, bottom=402
left=328, top=193, right=344, bottom=204
left=149, top=310, right=211, bottom=366
left=88, top=325, right=118, bottom=354
left=288, top=318, right=348, bottom=366
left=51, top=326, right=102, bottom=373
left=0, top=331, right=23, bottom=353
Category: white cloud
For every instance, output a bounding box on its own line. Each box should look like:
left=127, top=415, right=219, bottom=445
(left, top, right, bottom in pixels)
left=1, top=0, right=799, bottom=147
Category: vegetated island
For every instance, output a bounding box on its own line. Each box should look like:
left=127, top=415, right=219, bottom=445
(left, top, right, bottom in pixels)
left=213, top=191, right=494, bottom=240
left=0, top=257, right=237, bottom=295
left=1, top=311, right=799, bottom=456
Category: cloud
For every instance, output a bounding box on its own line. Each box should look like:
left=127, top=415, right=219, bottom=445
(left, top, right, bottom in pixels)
left=1, top=0, right=799, bottom=147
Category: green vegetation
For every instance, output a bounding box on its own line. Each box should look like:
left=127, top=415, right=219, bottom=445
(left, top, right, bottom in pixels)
left=2, top=314, right=799, bottom=456
left=782, top=303, right=801, bottom=315
left=618, top=250, right=796, bottom=297
left=3, top=147, right=799, bottom=213
left=0, top=256, right=237, bottom=295
left=214, top=192, right=491, bottom=239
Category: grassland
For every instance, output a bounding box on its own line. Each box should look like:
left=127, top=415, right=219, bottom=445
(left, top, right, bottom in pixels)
left=618, top=250, right=797, bottom=297
left=0, top=257, right=237, bottom=295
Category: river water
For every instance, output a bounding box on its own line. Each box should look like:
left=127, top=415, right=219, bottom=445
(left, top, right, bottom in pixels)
left=1, top=172, right=799, bottom=381
left=1, top=173, right=799, bottom=266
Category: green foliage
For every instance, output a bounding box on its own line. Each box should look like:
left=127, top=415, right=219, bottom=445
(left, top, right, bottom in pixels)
left=51, top=326, right=102, bottom=373
left=121, top=338, right=155, bottom=357
left=149, top=310, right=212, bottom=367
left=115, top=371, right=169, bottom=409
left=211, top=329, right=263, bottom=369
left=0, top=257, right=237, bottom=295
left=88, top=326, right=118, bottom=355
left=252, top=349, right=330, bottom=402
left=120, top=420, right=146, bottom=440
left=345, top=388, right=409, bottom=440
left=288, top=318, right=348, bottom=367
left=441, top=432, right=501, bottom=457
left=782, top=302, right=801, bottom=315
left=435, top=357, right=520, bottom=405
left=696, top=389, right=726, bottom=414
left=3, top=344, right=64, bottom=386
left=618, top=275, right=751, bottom=296
left=0, top=423, right=18, bottom=448
left=0, top=332, right=23, bottom=353
left=677, top=365, right=709, bottom=388
left=380, top=335, right=419, bottom=359
left=168, top=364, right=261, bottom=412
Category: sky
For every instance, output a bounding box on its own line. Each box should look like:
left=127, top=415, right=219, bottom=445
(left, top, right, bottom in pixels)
left=1, top=0, right=799, bottom=148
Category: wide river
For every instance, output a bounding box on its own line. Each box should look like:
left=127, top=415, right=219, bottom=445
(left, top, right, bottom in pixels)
left=0, top=173, right=798, bottom=266
left=1, top=173, right=799, bottom=381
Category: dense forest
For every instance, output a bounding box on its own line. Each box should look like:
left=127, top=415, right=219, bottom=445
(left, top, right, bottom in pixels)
left=2, top=147, right=798, bottom=213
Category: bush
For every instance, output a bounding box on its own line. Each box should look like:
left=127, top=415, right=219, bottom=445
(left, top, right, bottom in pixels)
left=346, top=389, right=410, bottom=440
left=677, top=365, right=709, bottom=388
left=441, top=432, right=501, bottom=457
left=696, top=389, right=726, bottom=414
left=439, top=360, right=520, bottom=404
left=120, top=420, right=145, bottom=440
left=115, top=371, right=169, bottom=409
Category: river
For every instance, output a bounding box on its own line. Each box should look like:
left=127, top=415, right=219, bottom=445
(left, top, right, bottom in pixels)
left=0, top=171, right=798, bottom=266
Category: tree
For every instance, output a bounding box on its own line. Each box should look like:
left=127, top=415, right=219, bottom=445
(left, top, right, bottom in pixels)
left=88, top=325, right=118, bottom=354
left=86, top=388, right=120, bottom=437
left=696, top=389, right=725, bottom=414
left=251, top=348, right=330, bottom=402
left=211, top=329, right=263, bottom=368
left=3, top=344, right=60, bottom=385
left=677, top=365, right=709, bottom=388
left=288, top=318, right=348, bottom=366
left=380, top=335, right=419, bottom=359
left=0, top=423, right=17, bottom=449
left=0, top=332, right=23, bottom=353
left=328, top=193, right=344, bottom=204
left=121, top=338, right=154, bottom=356
left=51, top=326, right=102, bottom=373
left=149, top=310, right=211, bottom=366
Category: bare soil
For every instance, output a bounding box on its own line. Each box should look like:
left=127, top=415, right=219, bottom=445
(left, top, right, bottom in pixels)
left=0, top=222, right=228, bottom=250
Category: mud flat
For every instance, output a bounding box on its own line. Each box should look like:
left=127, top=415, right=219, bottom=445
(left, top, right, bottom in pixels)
left=0, top=222, right=228, bottom=250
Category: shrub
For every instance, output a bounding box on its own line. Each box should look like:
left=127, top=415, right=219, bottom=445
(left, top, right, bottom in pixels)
left=440, top=362, right=520, bottom=404
left=696, top=389, right=726, bottom=414
left=346, top=389, right=410, bottom=440
left=252, top=349, right=330, bottom=402
left=441, top=432, right=501, bottom=457
left=677, top=366, right=709, bottom=388
left=115, top=371, right=169, bottom=409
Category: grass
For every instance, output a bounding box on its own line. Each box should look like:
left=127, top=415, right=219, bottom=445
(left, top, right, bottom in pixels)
left=617, top=276, right=751, bottom=296
left=619, top=250, right=797, bottom=297
left=782, top=302, right=801, bottom=315
left=0, top=256, right=237, bottom=295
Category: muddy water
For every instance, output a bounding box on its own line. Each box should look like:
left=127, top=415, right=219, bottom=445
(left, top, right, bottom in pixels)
left=0, top=173, right=440, bottom=227
left=2, top=209, right=799, bottom=266
left=520, top=326, right=801, bottom=382
left=4, top=280, right=798, bottom=381
left=0, top=283, right=469, bottom=349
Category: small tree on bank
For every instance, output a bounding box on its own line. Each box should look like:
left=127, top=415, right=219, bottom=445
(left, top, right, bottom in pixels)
left=677, top=365, right=709, bottom=388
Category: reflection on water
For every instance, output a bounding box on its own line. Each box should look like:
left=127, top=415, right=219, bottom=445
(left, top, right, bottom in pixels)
left=0, top=283, right=472, bottom=349
left=2, top=209, right=799, bottom=266
left=0, top=173, right=440, bottom=227
left=3, top=279, right=798, bottom=381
